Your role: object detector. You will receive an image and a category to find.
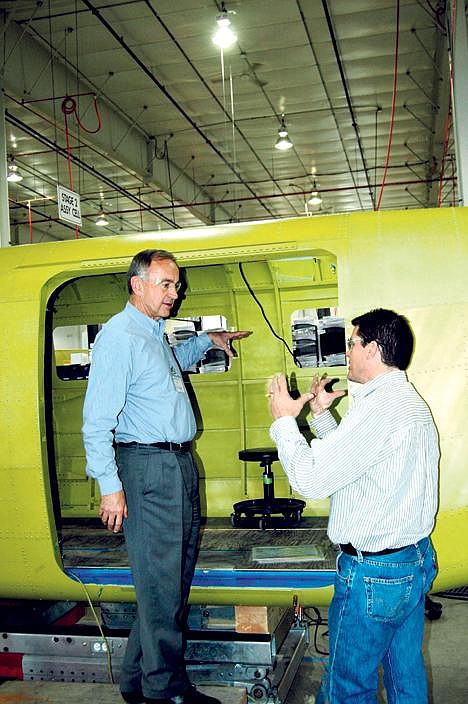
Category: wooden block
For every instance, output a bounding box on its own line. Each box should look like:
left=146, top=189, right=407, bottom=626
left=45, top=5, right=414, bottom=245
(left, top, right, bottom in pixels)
left=234, top=605, right=294, bottom=633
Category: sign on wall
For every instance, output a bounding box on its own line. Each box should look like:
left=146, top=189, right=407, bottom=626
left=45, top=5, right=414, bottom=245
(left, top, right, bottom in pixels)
left=57, top=185, right=82, bottom=226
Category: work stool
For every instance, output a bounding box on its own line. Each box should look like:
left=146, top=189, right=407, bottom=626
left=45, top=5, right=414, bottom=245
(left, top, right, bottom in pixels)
left=231, top=447, right=305, bottom=529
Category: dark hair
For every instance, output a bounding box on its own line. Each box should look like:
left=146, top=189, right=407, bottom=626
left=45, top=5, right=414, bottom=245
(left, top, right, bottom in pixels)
left=351, top=308, right=414, bottom=370
left=127, top=249, right=177, bottom=294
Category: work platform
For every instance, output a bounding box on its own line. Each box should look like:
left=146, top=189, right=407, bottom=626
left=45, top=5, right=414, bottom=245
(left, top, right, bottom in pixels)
left=60, top=516, right=337, bottom=590
left=1, top=519, right=334, bottom=702
left=0, top=610, right=308, bottom=704
left=1, top=604, right=308, bottom=703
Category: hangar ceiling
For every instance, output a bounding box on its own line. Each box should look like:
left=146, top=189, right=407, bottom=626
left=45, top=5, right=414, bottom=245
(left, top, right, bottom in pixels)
left=0, top=0, right=457, bottom=244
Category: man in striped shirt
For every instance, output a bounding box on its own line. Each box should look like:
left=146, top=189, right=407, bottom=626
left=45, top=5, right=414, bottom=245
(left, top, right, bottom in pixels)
left=268, top=308, right=439, bottom=704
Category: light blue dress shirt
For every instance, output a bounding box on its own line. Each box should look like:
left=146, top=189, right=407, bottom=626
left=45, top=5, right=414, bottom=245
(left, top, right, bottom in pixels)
left=82, top=302, right=213, bottom=495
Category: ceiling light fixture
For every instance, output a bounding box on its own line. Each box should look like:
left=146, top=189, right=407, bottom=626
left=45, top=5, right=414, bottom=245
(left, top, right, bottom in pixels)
left=212, top=3, right=237, bottom=50
left=307, top=181, right=322, bottom=206
left=274, top=115, right=293, bottom=151
left=6, top=163, right=23, bottom=183
left=307, top=191, right=322, bottom=207
left=95, top=213, right=109, bottom=226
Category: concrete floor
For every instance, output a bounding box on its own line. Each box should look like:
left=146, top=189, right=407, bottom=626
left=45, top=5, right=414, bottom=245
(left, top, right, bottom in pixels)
left=287, top=596, right=468, bottom=704
left=0, top=683, right=246, bottom=704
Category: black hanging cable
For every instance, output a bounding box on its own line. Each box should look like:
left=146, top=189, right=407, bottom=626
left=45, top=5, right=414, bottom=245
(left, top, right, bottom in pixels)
left=74, top=0, right=81, bottom=197
left=303, top=606, right=329, bottom=656
left=374, top=107, right=380, bottom=203
left=48, top=0, right=60, bottom=190
left=238, top=262, right=300, bottom=366
left=165, top=139, right=176, bottom=225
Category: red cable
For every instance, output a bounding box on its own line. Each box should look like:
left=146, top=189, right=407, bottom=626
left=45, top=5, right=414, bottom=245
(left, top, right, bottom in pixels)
left=62, top=106, right=74, bottom=190
left=61, top=111, right=78, bottom=238
left=61, top=95, right=102, bottom=134
left=376, top=0, right=400, bottom=210
left=61, top=96, right=102, bottom=239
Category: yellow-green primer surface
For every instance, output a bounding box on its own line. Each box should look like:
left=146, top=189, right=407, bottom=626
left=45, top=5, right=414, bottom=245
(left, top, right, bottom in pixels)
left=0, top=208, right=466, bottom=607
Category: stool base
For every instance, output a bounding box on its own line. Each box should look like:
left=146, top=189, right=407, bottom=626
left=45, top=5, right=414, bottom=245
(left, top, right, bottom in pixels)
left=231, top=497, right=305, bottom=529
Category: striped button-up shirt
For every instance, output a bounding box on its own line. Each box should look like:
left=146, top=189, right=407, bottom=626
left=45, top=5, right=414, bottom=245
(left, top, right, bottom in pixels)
left=270, top=370, right=439, bottom=551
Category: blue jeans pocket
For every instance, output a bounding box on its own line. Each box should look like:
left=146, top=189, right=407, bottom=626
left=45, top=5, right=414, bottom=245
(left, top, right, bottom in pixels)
left=364, top=574, right=414, bottom=622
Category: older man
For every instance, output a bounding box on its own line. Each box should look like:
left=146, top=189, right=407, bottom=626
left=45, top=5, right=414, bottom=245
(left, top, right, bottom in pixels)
left=83, top=249, right=251, bottom=704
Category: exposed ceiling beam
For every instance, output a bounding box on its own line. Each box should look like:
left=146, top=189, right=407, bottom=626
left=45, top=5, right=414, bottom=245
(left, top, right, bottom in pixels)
left=80, top=0, right=277, bottom=220
left=3, top=17, right=229, bottom=226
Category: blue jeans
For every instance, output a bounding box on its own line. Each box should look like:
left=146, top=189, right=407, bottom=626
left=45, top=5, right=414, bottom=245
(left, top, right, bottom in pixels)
left=316, top=538, right=437, bottom=704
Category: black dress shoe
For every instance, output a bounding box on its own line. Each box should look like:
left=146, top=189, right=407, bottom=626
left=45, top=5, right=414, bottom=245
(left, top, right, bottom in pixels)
left=177, top=686, right=221, bottom=704
left=121, top=691, right=145, bottom=704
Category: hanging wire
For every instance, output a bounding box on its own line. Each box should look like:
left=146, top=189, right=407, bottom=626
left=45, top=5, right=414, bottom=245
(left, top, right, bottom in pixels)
left=62, top=11, right=79, bottom=238
left=373, top=107, right=380, bottom=202
left=48, top=0, right=60, bottom=209
left=425, top=0, right=447, bottom=33
left=437, top=0, right=456, bottom=206
left=450, top=153, right=455, bottom=206
left=229, top=63, right=238, bottom=220
left=24, top=30, right=71, bottom=98
left=61, top=100, right=75, bottom=194
left=376, top=0, right=400, bottom=210
left=220, top=47, right=227, bottom=144
left=302, top=606, right=329, bottom=656
left=437, top=109, right=453, bottom=206
left=61, top=95, right=102, bottom=189
left=172, top=154, right=195, bottom=190
left=75, top=0, right=81, bottom=204
left=61, top=95, right=102, bottom=238
left=165, top=139, right=176, bottom=225
left=238, top=262, right=299, bottom=365
left=138, top=187, right=143, bottom=232
left=1, top=1, right=43, bottom=71
left=27, top=200, right=33, bottom=243
left=219, top=46, right=237, bottom=221
left=68, top=572, right=115, bottom=683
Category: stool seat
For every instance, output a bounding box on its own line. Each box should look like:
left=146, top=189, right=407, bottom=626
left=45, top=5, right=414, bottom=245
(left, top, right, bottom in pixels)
left=232, top=446, right=305, bottom=529
left=238, top=447, right=278, bottom=463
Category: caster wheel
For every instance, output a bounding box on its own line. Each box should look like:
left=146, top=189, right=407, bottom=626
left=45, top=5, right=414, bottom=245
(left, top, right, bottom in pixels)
left=230, top=512, right=241, bottom=527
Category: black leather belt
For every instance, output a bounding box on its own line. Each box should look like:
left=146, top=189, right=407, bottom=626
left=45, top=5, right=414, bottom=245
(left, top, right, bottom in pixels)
left=117, top=441, right=191, bottom=453
left=339, top=542, right=409, bottom=557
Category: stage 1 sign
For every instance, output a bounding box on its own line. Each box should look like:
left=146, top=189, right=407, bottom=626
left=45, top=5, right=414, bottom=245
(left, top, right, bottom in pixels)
left=57, top=185, right=82, bottom=226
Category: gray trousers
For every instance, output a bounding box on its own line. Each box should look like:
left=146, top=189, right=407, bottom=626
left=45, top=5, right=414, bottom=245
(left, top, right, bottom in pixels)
left=116, top=444, right=201, bottom=698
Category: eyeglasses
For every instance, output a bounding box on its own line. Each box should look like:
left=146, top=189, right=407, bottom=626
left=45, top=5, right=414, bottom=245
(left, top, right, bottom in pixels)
left=142, top=276, right=181, bottom=293
left=347, top=336, right=363, bottom=351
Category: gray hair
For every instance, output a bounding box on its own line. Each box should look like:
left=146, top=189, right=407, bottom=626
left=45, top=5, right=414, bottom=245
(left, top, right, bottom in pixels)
left=127, top=249, right=177, bottom=294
